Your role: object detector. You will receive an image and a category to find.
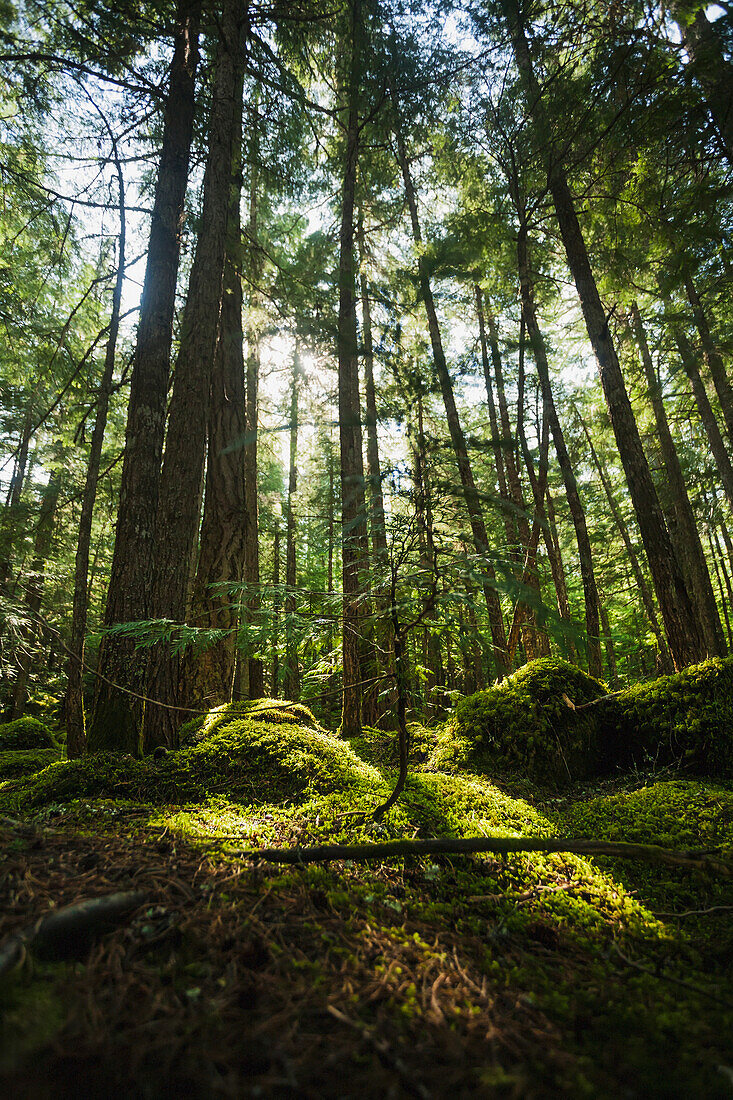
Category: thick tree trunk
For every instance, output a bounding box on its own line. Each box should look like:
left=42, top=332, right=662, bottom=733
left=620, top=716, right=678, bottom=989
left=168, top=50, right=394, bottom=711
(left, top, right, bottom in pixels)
left=337, top=0, right=369, bottom=737
left=11, top=471, right=60, bottom=718
left=517, top=227, right=602, bottom=677
left=284, top=347, right=300, bottom=701
left=393, top=110, right=509, bottom=678
left=88, top=0, right=201, bottom=754
left=184, top=75, right=247, bottom=711
left=629, top=303, right=724, bottom=656
left=142, top=0, right=243, bottom=752
left=243, top=107, right=264, bottom=698
left=66, top=155, right=126, bottom=758
left=505, top=0, right=705, bottom=669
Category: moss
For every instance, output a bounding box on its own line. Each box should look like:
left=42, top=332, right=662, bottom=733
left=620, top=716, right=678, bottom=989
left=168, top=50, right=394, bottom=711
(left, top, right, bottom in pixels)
left=598, top=658, right=733, bottom=777
left=0, top=717, right=57, bottom=751
left=349, top=722, right=437, bottom=769
left=0, top=747, right=62, bottom=780
left=0, top=712, right=385, bottom=814
left=433, top=658, right=607, bottom=784
left=179, top=697, right=321, bottom=746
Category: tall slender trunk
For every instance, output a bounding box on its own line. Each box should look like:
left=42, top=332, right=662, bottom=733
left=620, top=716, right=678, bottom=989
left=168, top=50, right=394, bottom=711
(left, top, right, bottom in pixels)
left=629, top=303, right=724, bottom=656
left=411, top=393, right=443, bottom=702
left=338, top=0, right=368, bottom=736
left=475, top=285, right=516, bottom=554
left=284, top=347, right=300, bottom=700
left=683, top=272, right=733, bottom=446
left=243, top=101, right=264, bottom=698
left=577, top=410, right=674, bottom=674
left=544, top=486, right=578, bottom=662
left=392, top=105, right=509, bottom=678
left=598, top=595, right=619, bottom=689
left=11, top=471, right=60, bottom=718
left=271, top=523, right=281, bottom=696
left=708, top=528, right=733, bottom=646
left=505, top=0, right=704, bottom=669
left=674, top=326, right=733, bottom=510
left=88, top=0, right=201, bottom=753
left=66, top=151, right=126, bottom=758
left=517, top=225, right=602, bottom=677
left=185, top=72, right=247, bottom=711
left=0, top=408, right=33, bottom=593
left=142, top=0, right=243, bottom=752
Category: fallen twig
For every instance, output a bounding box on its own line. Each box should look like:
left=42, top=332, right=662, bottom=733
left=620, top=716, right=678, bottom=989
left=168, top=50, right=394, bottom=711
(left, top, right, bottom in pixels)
left=0, top=890, right=148, bottom=978
left=232, top=836, right=732, bottom=875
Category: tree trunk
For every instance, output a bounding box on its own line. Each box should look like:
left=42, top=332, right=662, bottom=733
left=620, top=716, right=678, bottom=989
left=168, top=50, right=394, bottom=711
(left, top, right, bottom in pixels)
left=411, top=393, right=443, bottom=703
left=674, top=326, right=733, bottom=510
left=577, top=409, right=674, bottom=674
left=243, top=103, right=264, bottom=698
left=284, top=346, right=300, bottom=700
left=475, top=285, right=516, bottom=554
left=505, top=0, right=705, bottom=669
left=517, top=226, right=602, bottom=677
left=543, top=486, right=578, bottom=663
left=598, top=595, right=618, bottom=689
left=66, top=150, right=126, bottom=758
left=392, top=105, right=509, bottom=678
left=683, top=272, right=733, bottom=447
left=142, top=0, right=243, bottom=752
left=184, top=72, right=247, bottom=712
left=88, top=0, right=201, bottom=754
left=11, top=471, right=61, bottom=718
left=0, top=408, right=33, bottom=593
left=629, top=302, right=724, bottom=656
left=271, top=523, right=281, bottom=696
left=337, top=0, right=368, bottom=737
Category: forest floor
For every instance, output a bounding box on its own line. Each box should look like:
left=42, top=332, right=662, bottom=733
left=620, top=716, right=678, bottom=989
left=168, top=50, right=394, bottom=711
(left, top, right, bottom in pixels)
left=0, top=706, right=732, bottom=1098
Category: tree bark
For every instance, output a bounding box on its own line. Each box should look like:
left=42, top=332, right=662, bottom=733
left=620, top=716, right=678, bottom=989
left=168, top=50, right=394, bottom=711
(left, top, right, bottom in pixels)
left=337, top=0, right=369, bottom=737
left=271, top=523, right=281, bottom=696
left=543, top=486, right=578, bottom=663
left=577, top=409, right=674, bottom=674
left=629, top=302, right=724, bottom=656
left=142, top=0, right=243, bottom=752
left=505, top=0, right=704, bottom=669
left=475, top=285, right=516, bottom=554
left=392, top=105, right=509, bottom=678
left=674, top=326, right=733, bottom=511
left=88, top=0, right=201, bottom=754
left=242, top=103, right=264, bottom=698
left=66, top=148, right=126, bottom=758
left=184, top=70, right=247, bottom=711
left=11, top=471, right=60, bottom=718
left=517, top=226, right=602, bottom=677
left=683, top=271, right=733, bottom=447
left=284, top=346, right=300, bottom=700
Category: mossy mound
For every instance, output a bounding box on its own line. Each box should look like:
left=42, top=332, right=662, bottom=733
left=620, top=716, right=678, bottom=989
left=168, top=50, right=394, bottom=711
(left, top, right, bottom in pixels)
left=0, top=747, right=62, bottom=781
left=0, top=716, right=57, bottom=750
left=0, top=714, right=384, bottom=813
left=179, top=697, right=321, bottom=746
left=349, top=722, right=438, bottom=768
left=432, top=658, right=607, bottom=784
left=598, top=658, right=733, bottom=776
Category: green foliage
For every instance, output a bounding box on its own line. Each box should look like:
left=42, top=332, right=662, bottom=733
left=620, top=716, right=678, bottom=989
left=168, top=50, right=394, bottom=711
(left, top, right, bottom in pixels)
left=599, top=657, right=733, bottom=776
left=0, top=716, right=57, bottom=750
left=436, top=658, right=607, bottom=783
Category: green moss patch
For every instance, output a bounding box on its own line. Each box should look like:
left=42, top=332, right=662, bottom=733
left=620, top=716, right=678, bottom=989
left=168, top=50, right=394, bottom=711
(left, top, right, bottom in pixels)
left=0, top=717, right=57, bottom=751
left=432, top=658, right=607, bottom=783
left=0, top=714, right=385, bottom=814
left=0, top=747, right=62, bottom=781
left=598, top=658, right=733, bottom=777
left=179, top=697, right=321, bottom=745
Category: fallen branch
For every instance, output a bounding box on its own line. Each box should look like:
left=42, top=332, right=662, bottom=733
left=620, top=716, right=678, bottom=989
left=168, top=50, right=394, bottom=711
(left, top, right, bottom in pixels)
left=233, top=836, right=732, bottom=875
left=0, top=890, right=147, bottom=978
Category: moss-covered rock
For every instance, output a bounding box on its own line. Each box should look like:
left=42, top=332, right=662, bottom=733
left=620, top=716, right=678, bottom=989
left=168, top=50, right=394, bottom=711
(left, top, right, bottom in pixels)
left=179, top=698, right=321, bottom=746
left=432, top=659, right=608, bottom=784
left=0, top=747, right=62, bottom=780
left=598, top=658, right=733, bottom=776
left=0, top=713, right=384, bottom=813
left=0, top=716, right=57, bottom=751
